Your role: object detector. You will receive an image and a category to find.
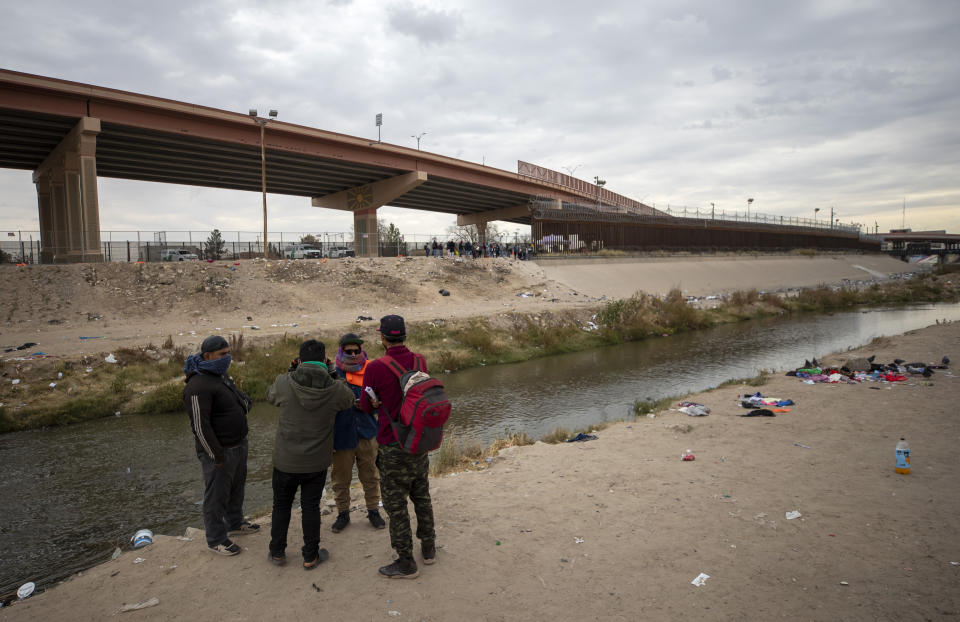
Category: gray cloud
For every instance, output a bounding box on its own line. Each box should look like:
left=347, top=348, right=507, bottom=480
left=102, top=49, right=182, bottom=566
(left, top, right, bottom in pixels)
left=711, top=65, right=732, bottom=82
left=387, top=2, right=462, bottom=45
left=0, top=0, right=957, bottom=236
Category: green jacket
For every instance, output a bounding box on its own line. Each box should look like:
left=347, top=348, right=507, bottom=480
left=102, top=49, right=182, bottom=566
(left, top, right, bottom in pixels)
left=266, top=364, right=356, bottom=473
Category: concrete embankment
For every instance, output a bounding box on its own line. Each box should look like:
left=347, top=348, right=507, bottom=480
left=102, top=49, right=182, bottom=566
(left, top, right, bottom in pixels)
left=538, top=253, right=921, bottom=299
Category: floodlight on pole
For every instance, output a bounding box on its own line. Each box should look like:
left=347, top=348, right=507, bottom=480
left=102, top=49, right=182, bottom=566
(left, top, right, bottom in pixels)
left=249, top=108, right=277, bottom=259
left=594, top=176, right=606, bottom=209
left=747, top=197, right=754, bottom=218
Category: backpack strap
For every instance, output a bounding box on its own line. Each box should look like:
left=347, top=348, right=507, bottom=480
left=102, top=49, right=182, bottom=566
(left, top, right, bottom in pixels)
left=378, top=354, right=407, bottom=380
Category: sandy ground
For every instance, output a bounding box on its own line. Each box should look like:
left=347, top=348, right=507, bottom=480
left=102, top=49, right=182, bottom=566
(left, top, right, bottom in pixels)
left=0, top=254, right=924, bottom=359
left=3, top=320, right=958, bottom=621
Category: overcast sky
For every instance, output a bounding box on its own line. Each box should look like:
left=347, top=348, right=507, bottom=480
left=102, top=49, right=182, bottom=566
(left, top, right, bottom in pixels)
left=1, top=0, right=958, bottom=240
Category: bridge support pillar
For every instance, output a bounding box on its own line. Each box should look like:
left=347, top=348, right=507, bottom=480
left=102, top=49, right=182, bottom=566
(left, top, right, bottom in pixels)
left=476, top=222, right=487, bottom=249
left=33, top=117, right=103, bottom=263
left=312, top=171, right=428, bottom=257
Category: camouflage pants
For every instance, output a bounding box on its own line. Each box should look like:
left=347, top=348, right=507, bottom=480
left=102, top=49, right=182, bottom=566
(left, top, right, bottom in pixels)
left=378, top=444, right=435, bottom=558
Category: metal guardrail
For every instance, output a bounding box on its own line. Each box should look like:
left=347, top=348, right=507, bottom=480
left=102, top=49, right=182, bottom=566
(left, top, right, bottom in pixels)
left=536, top=199, right=863, bottom=234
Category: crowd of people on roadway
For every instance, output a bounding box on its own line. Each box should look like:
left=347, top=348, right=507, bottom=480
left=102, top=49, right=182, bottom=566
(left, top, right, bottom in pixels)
left=182, top=314, right=436, bottom=579
left=422, top=238, right=534, bottom=260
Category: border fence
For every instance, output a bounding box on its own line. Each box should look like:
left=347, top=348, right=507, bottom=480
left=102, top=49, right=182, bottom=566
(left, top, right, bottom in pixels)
left=1, top=204, right=878, bottom=264
left=0, top=230, right=532, bottom=264
left=529, top=201, right=878, bottom=253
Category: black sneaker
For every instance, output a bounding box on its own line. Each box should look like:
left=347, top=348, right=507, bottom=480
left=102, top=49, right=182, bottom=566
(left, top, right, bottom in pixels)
left=209, top=539, right=241, bottom=556
left=331, top=511, right=350, bottom=533
left=421, top=542, right=436, bottom=565
left=228, top=520, right=260, bottom=537
left=368, top=509, right=386, bottom=529
left=379, top=557, right=419, bottom=579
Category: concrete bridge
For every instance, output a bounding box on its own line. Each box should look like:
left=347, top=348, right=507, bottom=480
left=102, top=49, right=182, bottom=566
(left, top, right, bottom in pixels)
left=0, top=69, right=659, bottom=261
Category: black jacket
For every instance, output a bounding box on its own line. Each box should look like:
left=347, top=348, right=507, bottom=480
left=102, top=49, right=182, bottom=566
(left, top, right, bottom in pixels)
left=183, top=370, right=252, bottom=463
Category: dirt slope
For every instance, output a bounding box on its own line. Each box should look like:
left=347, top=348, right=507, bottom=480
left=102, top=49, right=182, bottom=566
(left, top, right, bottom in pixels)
left=0, top=254, right=925, bottom=359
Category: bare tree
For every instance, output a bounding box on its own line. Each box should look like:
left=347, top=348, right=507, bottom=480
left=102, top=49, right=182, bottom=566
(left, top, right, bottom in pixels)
left=446, top=223, right=504, bottom=245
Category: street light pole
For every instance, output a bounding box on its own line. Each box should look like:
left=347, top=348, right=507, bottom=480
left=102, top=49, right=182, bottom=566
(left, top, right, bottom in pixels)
left=411, top=132, right=426, bottom=150
left=594, top=176, right=606, bottom=210
left=250, top=108, right=278, bottom=259
left=814, top=207, right=820, bottom=226
left=747, top=197, right=754, bottom=219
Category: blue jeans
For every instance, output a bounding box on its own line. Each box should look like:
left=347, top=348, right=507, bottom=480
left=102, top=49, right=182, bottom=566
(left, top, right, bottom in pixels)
left=197, top=439, right=248, bottom=547
left=269, top=468, right=327, bottom=562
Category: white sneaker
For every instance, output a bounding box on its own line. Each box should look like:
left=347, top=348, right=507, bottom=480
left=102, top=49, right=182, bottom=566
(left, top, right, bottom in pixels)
left=209, top=540, right=241, bottom=556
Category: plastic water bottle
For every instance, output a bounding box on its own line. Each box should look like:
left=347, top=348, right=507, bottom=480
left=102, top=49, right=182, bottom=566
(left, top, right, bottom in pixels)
left=895, top=438, right=911, bottom=475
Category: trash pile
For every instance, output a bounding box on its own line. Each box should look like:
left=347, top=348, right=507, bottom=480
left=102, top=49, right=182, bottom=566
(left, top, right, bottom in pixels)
left=738, top=392, right=794, bottom=417
left=678, top=401, right=710, bottom=416
left=785, top=355, right=950, bottom=384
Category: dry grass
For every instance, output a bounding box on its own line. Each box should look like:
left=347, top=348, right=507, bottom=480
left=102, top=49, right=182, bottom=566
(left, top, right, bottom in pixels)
left=718, top=371, right=770, bottom=387
left=540, top=426, right=572, bottom=444
left=729, top=289, right=760, bottom=307
left=632, top=396, right=678, bottom=417
left=429, top=429, right=536, bottom=476
left=229, top=333, right=246, bottom=361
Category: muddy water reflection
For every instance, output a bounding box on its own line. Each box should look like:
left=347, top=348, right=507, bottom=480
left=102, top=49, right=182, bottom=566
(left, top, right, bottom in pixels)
left=444, top=304, right=960, bottom=443
left=1, top=303, right=958, bottom=597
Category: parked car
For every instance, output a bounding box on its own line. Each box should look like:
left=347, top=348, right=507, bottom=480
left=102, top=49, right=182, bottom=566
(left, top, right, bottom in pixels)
left=160, top=249, right=198, bottom=261
left=325, top=247, right=355, bottom=258
left=284, top=244, right=322, bottom=259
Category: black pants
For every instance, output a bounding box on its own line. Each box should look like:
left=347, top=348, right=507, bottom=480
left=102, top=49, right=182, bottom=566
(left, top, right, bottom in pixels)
left=198, top=439, right=248, bottom=547
left=269, top=468, right=327, bottom=561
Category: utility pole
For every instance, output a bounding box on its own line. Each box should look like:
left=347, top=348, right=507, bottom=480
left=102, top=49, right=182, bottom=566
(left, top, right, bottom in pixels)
left=594, top=176, right=606, bottom=210
left=249, top=108, right=278, bottom=259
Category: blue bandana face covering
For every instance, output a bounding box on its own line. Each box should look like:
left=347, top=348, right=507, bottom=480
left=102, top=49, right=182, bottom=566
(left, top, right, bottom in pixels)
left=184, top=353, right=232, bottom=376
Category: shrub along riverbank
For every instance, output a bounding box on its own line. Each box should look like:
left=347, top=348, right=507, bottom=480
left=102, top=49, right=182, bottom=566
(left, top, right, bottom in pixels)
left=1, top=271, right=957, bottom=434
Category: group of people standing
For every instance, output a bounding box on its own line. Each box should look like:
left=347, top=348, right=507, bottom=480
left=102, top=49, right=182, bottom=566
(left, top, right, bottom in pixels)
left=182, top=314, right=435, bottom=579
left=423, top=238, right=533, bottom=259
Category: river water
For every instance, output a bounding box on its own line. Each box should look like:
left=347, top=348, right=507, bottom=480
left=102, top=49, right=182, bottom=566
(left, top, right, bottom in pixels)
left=2, top=302, right=959, bottom=598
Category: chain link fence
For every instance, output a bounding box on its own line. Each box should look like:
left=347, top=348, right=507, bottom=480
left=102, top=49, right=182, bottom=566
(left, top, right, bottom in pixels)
left=0, top=230, right=528, bottom=264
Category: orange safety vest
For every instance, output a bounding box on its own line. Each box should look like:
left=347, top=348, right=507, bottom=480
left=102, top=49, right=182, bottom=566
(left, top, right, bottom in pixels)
left=344, top=359, right=368, bottom=387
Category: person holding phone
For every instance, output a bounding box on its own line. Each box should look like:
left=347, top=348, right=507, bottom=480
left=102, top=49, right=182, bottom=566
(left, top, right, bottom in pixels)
left=330, top=333, right=386, bottom=533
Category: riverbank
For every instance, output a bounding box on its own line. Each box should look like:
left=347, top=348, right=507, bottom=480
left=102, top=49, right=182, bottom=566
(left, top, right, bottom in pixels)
left=1, top=256, right=956, bottom=432
left=4, top=320, right=957, bottom=620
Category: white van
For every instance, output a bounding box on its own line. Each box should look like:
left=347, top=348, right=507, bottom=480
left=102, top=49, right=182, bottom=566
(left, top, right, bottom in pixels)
left=284, top=244, right=322, bottom=259
left=160, top=249, right=199, bottom=261
left=325, top=246, right=355, bottom=258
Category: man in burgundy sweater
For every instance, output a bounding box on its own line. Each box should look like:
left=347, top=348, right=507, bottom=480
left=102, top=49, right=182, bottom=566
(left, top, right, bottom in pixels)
left=359, top=315, right=436, bottom=579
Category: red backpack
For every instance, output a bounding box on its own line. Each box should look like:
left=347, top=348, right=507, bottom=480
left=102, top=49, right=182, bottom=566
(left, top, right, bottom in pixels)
left=380, top=354, right=451, bottom=454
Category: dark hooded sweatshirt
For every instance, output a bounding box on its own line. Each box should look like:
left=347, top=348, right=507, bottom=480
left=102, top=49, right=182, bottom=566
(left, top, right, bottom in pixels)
left=266, top=364, right=356, bottom=474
